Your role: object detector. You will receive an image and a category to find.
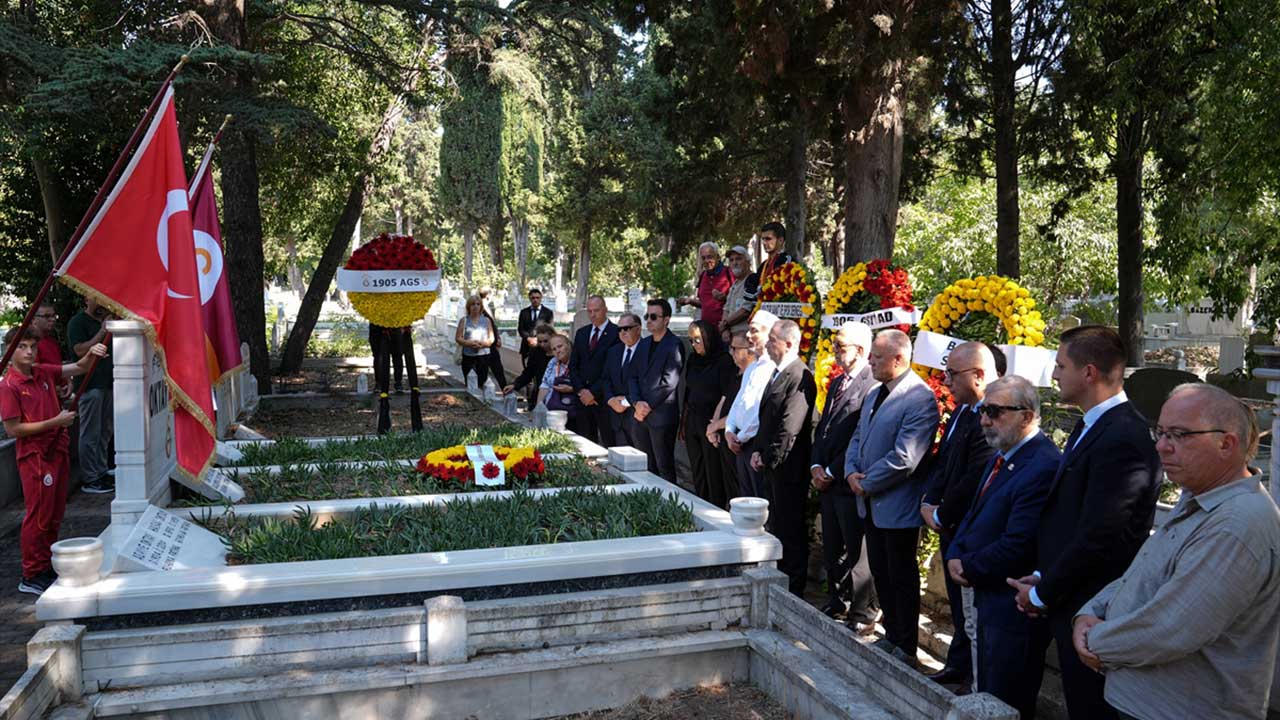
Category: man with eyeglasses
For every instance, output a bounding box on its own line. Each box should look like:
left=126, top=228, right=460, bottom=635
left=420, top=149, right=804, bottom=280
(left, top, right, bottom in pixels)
left=31, top=303, right=69, bottom=399
left=945, top=375, right=1061, bottom=716
left=811, top=322, right=879, bottom=631
left=1008, top=325, right=1160, bottom=720
left=1072, top=383, right=1280, bottom=720
left=678, top=242, right=733, bottom=327
left=718, top=246, right=758, bottom=338
left=920, top=342, right=999, bottom=689
left=67, top=295, right=117, bottom=495
left=724, top=310, right=780, bottom=500
left=600, top=313, right=644, bottom=448
left=626, top=300, right=684, bottom=481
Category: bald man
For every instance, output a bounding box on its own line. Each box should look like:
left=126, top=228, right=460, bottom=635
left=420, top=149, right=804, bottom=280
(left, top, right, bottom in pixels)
left=1074, top=384, right=1280, bottom=720
left=920, top=342, right=1000, bottom=687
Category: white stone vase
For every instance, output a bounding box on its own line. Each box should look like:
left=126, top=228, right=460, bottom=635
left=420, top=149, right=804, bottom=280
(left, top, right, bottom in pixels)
left=50, top=537, right=104, bottom=587
left=546, top=410, right=570, bottom=432
left=729, top=497, right=769, bottom=536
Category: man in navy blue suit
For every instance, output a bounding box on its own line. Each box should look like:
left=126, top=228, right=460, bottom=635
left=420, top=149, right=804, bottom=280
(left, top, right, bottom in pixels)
left=569, top=295, right=619, bottom=445
left=601, top=312, right=643, bottom=448
left=946, top=375, right=1060, bottom=717
left=627, top=299, right=684, bottom=481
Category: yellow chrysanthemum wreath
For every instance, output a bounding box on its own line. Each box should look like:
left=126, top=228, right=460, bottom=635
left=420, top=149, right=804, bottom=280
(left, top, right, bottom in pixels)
left=913, top=276, right=1047, bottom=408
left=350, top=291, right=439, bottom=328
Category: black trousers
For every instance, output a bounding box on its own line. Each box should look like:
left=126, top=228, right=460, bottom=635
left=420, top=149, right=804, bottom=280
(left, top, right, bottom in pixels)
left=939, top=536, right=973, bottom=677
left=633, top=420, right=677, bottom=482
left=715, top=435, right=741, bottom=503
left=768, top=474, right=810, bottom=597
left=486, top=346, right=507, bottom=387
left=734, top=441, right=769, bottom=502
left=864, top=507, right=921, bottom=657
left=460, top=355, right=489, bottom=389
left=978, top=615, right=1049, bottom=719
left=686, top=416, right=729, bottom=508
left=819, top=492, right=878, bottom=625
left=368, top=327, right=404, bottom=388
left=1028, top=611, right=1117, bottom=720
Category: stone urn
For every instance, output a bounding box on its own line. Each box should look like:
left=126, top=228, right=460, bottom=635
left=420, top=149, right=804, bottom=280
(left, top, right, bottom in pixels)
left=729, top=497, right=769, bottom=536
left=546, top=410, right=570, bottom=432
left=50, top=537, right=104, bottom=587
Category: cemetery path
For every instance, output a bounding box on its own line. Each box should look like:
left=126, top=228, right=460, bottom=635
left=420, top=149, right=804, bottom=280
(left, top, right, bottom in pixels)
left=0, top=487, right=111, bottom=693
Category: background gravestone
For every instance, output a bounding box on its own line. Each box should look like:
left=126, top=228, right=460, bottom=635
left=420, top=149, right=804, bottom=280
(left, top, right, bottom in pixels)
left=1124, top=368, right=1201, bottom=422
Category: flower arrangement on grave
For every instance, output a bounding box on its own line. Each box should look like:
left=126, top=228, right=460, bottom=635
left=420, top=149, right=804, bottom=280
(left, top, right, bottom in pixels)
left=914, top=275, right=1047, bottom=415
left=343, top=233, right=440, bottom=328
left=811, top=260, right=915, bottom=412
left=752, top=261, right=821, bottom=360
left=415, top=445, right=546, bottom=485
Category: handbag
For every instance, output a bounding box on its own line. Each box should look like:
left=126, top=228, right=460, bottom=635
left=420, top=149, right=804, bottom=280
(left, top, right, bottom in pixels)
left=545, top=369, right=580, bottom=417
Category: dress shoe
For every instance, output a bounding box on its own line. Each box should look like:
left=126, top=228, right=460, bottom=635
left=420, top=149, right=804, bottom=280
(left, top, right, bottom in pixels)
left=848, top=620, right=877, bottom=637
left=925, top=667, right=971, bottom=685
left=819, top=600, right=847, bottom=618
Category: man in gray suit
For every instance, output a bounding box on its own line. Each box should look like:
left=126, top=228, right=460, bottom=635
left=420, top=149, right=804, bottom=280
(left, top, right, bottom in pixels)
left=844, top=329, right=940, bottom=663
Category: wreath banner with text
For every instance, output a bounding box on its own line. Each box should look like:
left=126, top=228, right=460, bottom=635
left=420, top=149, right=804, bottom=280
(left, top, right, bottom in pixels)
left=753, top=262, right=821, bottom=361
left=341, top=233, right=441, bottom=327
left=812, top=260, right=915, bottom=412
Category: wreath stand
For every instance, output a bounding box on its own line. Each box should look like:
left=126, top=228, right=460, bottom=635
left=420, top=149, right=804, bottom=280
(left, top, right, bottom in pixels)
left=373, top=326, right=424, bottom=435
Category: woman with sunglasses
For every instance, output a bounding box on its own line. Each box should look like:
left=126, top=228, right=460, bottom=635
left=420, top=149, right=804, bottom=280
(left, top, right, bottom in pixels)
left=681, top=320, right=737, bottom=508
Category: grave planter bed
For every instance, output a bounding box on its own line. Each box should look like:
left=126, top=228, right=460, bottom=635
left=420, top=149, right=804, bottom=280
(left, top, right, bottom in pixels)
left=202, top=486, right=697, bottom=565
left=246, top=391, right=494, bottom=437
left=226, top=424, right=578, bottom=467
left=189, top=455, right=617, bottom=506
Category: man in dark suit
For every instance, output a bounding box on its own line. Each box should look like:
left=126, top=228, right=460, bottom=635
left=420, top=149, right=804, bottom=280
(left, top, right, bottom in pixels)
left=601, top=312, right=643, bottom=448
left=518, top=288, right=555, bottom=368
left=811, top=322, right=879, bottom=630
left=570, top=295, right=619, bottom=445
left=1009, top=325, right=1161, bottom=720
left=627, top=299, right=684, bottom=481
left=844, top=329, right=940, bottom=663
left=750, top=320, right=816, bottom=596
left=947, top=375, right=1061, bottom=717
left=919, top=342, right=999, bottom=687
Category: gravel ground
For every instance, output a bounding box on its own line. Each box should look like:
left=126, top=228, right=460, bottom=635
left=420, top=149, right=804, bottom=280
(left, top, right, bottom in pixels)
left=554, top=684, right=792, bottom=719
left=247, top=392, right=498, bottom=437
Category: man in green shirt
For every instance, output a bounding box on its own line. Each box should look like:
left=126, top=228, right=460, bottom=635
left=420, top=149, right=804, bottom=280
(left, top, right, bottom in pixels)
left=66, top=296, right=114, bottom=494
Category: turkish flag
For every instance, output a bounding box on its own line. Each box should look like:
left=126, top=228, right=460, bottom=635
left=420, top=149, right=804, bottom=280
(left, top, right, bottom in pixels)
left=56, top=85, right=215, bottom=483
left=188, top=141, right=244, bottom=384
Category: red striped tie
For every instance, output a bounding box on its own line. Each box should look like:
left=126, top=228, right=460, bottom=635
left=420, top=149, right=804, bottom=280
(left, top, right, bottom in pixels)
left=590, top=327, right=600, bottom=352
left=977, top=455, right=1005, bottom=500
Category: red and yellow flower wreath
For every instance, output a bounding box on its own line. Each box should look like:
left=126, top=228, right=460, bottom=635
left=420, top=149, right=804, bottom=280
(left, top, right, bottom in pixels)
left=345, top=233, right=440, bottom=327
left=415, top=445, right=545, bottom=485
left=752, top=262, right=821, bottom=361
left=812, top=260, right=915, bottom=412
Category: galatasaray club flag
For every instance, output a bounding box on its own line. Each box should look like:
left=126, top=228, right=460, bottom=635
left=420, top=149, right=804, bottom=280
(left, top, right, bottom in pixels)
left=55, top=85, right=216, bottom=483
left=188, top=139, right=244, bottom=384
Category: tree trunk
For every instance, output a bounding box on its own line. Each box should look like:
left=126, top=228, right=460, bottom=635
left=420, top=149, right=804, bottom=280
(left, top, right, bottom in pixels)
left=200, top=0, right=271, bottom=394
left=286, top=237, right=304, bottom=298
left=554, top=240, right=564, bottom=298
left=463, top=223, right=475, bottom=291
left=512, top=216, right=530, bottom=289
left=992, top=0, right=1021, bottom=278
left=841, top=60, right=907, bottom=266
left=1115, top=111, right=1146, bottom=368
left=394, top=204, right=403, bottom=235
left=575, top=226, right=591, bottom=307
left=784, top=120, right=807, bottom=259
left=31, top=156, right=72, bottom=263
left=279, top=26, right=433, bottom=372
left=488, top=216, right=505, bottom=267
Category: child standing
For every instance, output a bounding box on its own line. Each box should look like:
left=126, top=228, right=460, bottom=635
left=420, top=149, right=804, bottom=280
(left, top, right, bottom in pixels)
left=1, top=325, right=107, bottom=596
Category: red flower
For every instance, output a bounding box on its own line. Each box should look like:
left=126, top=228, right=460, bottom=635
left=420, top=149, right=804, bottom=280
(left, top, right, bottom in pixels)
left=482, top=462, right=501, bottom=479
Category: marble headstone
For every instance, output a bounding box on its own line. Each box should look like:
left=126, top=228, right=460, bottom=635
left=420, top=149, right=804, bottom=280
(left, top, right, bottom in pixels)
left=115, top=505, right=227, bottom=573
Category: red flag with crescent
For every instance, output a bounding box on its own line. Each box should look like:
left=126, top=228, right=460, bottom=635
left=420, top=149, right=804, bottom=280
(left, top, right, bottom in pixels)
left=55, top=85, right=215, bottom=483
left=188, top=140, right=244, bottom=384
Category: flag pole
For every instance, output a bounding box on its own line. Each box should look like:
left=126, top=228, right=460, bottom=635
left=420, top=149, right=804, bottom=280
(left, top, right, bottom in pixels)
left=0, top=54, right=190, bottom=379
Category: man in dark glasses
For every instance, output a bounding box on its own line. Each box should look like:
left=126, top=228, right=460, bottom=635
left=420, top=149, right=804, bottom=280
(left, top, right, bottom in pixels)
left=601, top=313, right=644, bottom=448
left=625, top=300, right=683, bottom=481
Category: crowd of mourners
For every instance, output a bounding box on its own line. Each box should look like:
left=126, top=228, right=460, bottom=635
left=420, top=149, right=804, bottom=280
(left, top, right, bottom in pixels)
left=468, top=220, right=1280, bottom=720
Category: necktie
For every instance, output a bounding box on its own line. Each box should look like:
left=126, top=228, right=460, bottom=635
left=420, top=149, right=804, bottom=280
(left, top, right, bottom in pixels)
left=870, top=384, right=890, bottom=417
left=622, top=347, right=633, bottom=369
left=1066, top=418, right=1086, bottom=452
left=590, top=327, right=600, bottom=352
left=832, top=374, right=850, bottom=404
left=977, top=455, right=1006, bottom=500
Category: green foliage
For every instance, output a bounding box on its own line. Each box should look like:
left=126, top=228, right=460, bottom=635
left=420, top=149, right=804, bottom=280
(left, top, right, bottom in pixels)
left=438, top=23, right=504, bottom=237
left=645, top=252, right=697, bottom=299
left=230, top=424, right=577, bottom=467
left=197, top=455, right=611, bottom=505
left=206, top=486, right=697, bottom=564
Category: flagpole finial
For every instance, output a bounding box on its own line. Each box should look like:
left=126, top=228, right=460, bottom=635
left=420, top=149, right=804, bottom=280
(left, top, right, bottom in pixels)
left=178, top=54, right=190, bottom=71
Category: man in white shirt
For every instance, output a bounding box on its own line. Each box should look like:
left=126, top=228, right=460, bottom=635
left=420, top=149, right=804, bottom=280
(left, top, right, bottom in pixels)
left=724, top=309, right=779, bottom=499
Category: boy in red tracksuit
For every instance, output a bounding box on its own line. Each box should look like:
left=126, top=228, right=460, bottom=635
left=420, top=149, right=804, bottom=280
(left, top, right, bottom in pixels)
left=1, top=325, right=107, bottom=596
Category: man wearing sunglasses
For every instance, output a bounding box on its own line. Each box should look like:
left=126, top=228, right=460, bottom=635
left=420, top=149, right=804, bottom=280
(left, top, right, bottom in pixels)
left=626, top=300, right=684, bottom=482
left=600, top=313, right=644, bottom=448
left=1009, top=325, right=1160, bottom=720
left=945, top=376, right=1061, bottom=716
left=920, top=342, right=999, bottom=689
